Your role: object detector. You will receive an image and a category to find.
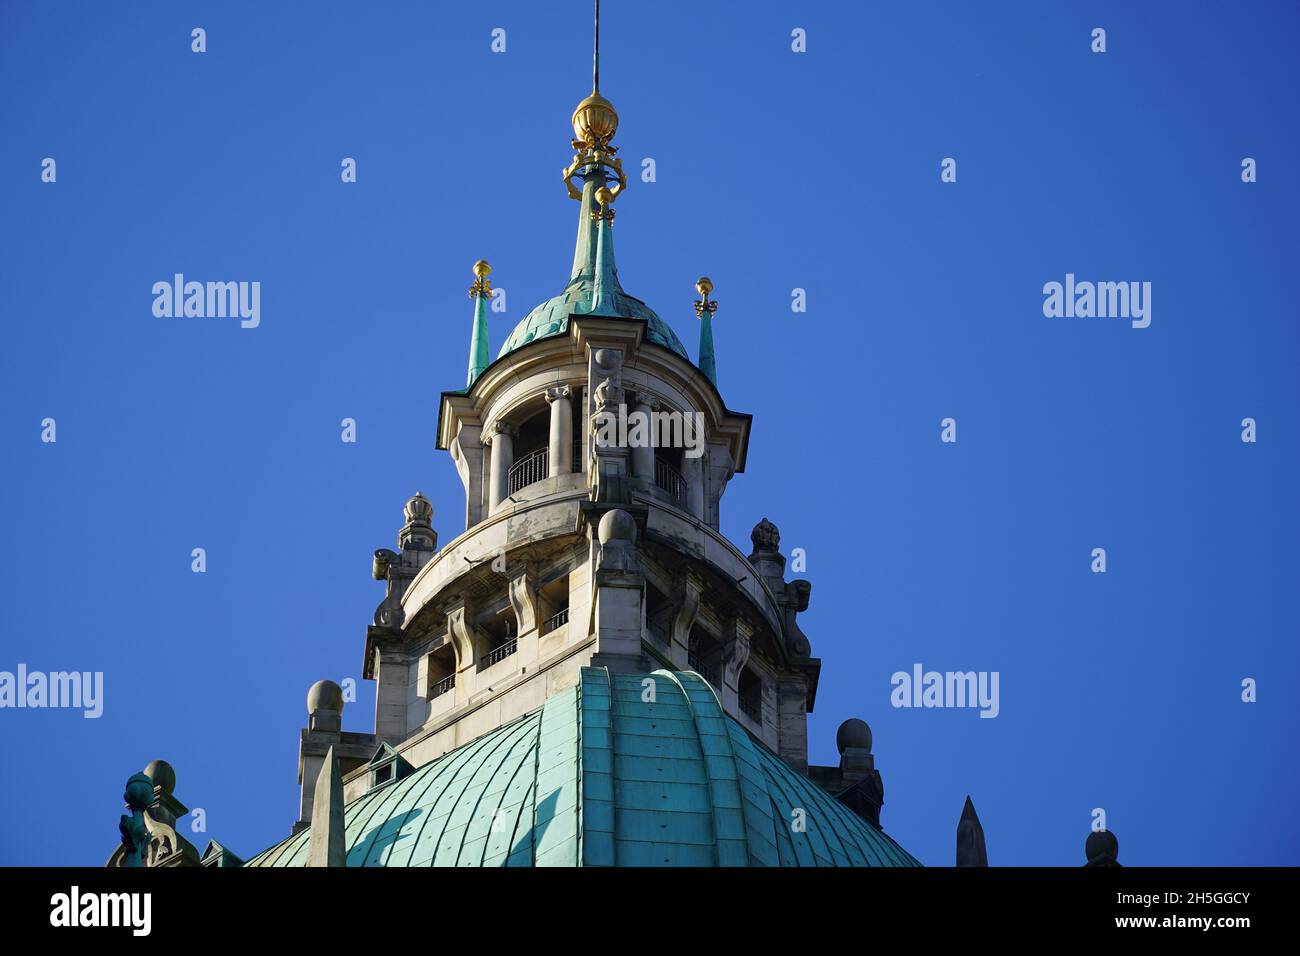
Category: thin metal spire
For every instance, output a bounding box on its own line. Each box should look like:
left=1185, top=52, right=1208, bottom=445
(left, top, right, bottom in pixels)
left=593, top=0, right=600, bottom=92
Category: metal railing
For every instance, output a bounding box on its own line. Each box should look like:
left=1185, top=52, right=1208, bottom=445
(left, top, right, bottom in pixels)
left=542, top=606, right=569, bottom=635
left=654, top=456, right=688, bottom=507
left=740, top=689, right=762, bottom=724
left=688, top=652, right=720, bottom=687
left=480, top=638, right=518, bottom=670
left=507, top=447, right=548, bottom=496
left=429, top=673, right=456, bottom=700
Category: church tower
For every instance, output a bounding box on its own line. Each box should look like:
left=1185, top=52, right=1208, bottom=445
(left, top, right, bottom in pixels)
left=356, top=10, right=818, bottom=778
left=116, top=5, right=923, bottom=870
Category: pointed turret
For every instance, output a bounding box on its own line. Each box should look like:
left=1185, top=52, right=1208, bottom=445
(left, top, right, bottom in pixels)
left=466, top=260, right=492, bottom=388
left=694, top=277, right=718, bottom=385
left=956, top=795, right=989, bottom=866
left=589, top=186, right=618, bottom=315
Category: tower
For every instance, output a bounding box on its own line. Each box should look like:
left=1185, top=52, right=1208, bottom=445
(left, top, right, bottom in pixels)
left=359, top=16, right=820, bottom=784
left=110, top=5, right=922, bottom=870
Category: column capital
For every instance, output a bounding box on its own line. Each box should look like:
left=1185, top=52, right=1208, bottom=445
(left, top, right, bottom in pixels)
left=545, top=384, right=572, bottom=403
left=483, top=420, right=519, bottom=446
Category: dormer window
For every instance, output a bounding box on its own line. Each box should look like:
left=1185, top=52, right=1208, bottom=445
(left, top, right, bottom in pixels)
left=367, top=743, right=414, bottom=792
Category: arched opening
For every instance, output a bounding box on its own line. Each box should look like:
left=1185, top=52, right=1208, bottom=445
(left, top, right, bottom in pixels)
left=687, top=624, right=722, bottom=686
left=539, top=574, right=571, bottom=636
left=645, top=582, right=672, bottom=648
left=427, top=643, right=456, bottom=700
left=739, top=667, right=763, bottom=725
left=507, top=407, right=550, bottom=496
left=476, top=604, right=518, bottom=670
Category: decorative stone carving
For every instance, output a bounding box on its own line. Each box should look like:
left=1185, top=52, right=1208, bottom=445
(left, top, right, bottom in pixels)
left=783, top=579, right=812, bottom=657
left=507, top=566, right=539, bottom=634
left=751, top=516, right=780, bottom=553
left=594, top=376, right=623, bottom=414
left=400, top=491, right=437, bottom=551
left=115, top=773, right=153, bottom=868
left=372, top=493, right=439, bottom=628
left=108, top=761, right=200, bottom=868
left=722, top=620, right=753, bottom=688
left=485, top=420, right=520, bottom=441
left=445, top=605, right=478, bottom=674
left=670, top=573, right=703, bottom=649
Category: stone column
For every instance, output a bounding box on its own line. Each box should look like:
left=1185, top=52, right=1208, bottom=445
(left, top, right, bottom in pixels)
left=682, top=452, right=705, bottom=519
left=545, top=386, right=573, bottom=478
left=485, top=421, right=518, bottom=513
left=590, top=509, right=646, bottom=674
left=630, top=396, right=656, bottom=484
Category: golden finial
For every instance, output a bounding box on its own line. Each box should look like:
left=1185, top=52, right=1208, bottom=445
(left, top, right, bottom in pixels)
left=563, top=0, right=626, bottom=202
left=591, top=186, right=616, bottom=222
left=572, top=92, right=619, bottom=152
left=469, top=259, right=492, bottom=298
left=694, top=276, right=717, bottom=317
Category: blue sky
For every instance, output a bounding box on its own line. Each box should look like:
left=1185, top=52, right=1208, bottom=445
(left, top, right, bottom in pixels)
left=1, top=0, right=1297, bottom=866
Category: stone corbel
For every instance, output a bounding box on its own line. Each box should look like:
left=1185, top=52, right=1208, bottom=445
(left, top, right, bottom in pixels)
left=723, top=618, right=754, bottom=689
left=507, top=565, right=539, bottom=635
left=670, top=572, right=704, bottom=649
left=783, top=580, right=812, bottom=657
left=445, top=605, right=479, bottom=674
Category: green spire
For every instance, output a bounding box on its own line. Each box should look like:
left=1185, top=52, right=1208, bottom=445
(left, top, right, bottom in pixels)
left=694, top=277, right=718, bottom=386
left=466, top=260, right=492, bottom=387
left=589, top=186, right=618, bottom=315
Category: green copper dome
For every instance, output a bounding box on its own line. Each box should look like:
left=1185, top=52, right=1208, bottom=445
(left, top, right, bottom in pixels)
left=244, top=669, right=919, bottom=868
left=497, top=281, right=688, bottom=360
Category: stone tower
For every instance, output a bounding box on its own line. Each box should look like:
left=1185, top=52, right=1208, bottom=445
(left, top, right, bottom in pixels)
left=321, top=19, right=821, bottom=815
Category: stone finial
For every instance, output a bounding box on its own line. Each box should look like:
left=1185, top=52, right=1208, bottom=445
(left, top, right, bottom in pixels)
left=597, top=508, right=638, bottom=572
left=836, top=718, right=875, bottom=780
left=836, top=718, right=872, bottom=756
left=143, top=759, right=176, bottom=796
left=399, top=491, right=437, bottom=551
left=404, top=491, right=433, bottom=526
left=832, top=718, right=885, bottom=828
left=308, top=746, right=346, bottom=867
left=750, top=517, right=780, bottom=553
left=1085, top=829, right=1121, bottom=867
left=956, top=795, right=989, bottom=867
left=307, top=679, right=344, bottom=732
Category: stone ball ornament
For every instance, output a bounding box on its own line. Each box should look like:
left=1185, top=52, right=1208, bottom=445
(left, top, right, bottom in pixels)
left=836, top=718, right=873, bottom=755
left=307, top=678, right=345, bottom=716
left=142, top=759, right=175, bottom=796
left=598, top=508, right=637, bottom=545
left=1085, top=829, right=1119, bottom=864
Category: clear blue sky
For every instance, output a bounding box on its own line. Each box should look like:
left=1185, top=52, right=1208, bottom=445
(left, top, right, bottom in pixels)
left=2, top=0, right=1297, bottom=866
